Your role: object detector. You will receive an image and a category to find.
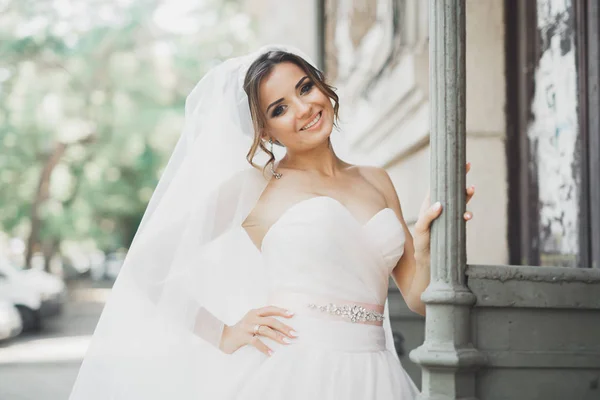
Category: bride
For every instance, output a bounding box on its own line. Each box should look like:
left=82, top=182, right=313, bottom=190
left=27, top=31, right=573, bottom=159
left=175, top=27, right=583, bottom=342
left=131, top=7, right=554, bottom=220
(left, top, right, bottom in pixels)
left=70, top=44, right=474, bottom=399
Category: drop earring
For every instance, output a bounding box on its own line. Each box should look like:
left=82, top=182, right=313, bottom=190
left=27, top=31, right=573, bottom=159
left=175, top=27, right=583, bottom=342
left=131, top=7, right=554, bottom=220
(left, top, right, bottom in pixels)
left=269, top=138, right=282, bottom=179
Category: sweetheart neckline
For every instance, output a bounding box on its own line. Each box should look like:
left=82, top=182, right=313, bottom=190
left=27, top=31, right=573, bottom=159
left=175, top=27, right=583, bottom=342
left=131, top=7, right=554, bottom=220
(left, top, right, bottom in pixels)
left=254, top=196, right=397, bottom=253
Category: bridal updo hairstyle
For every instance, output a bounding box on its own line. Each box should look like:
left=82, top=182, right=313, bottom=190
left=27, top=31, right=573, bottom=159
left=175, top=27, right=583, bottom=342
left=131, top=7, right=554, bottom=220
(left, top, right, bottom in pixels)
left=243, top=51, right=340, bottom=171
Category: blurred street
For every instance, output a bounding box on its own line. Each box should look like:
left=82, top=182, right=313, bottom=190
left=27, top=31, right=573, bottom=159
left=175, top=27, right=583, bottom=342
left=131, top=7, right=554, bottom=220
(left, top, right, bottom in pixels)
left=0, top=280, right=109, bottom=400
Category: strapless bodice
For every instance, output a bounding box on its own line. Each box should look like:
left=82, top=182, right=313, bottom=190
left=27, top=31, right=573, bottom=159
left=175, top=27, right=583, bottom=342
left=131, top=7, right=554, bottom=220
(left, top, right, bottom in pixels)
left=261, top=196, right=405, bottom=306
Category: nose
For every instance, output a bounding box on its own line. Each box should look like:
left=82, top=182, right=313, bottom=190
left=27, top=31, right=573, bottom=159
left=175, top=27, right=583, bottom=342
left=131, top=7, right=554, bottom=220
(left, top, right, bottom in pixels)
left=295, top=99, right=312, bottom=120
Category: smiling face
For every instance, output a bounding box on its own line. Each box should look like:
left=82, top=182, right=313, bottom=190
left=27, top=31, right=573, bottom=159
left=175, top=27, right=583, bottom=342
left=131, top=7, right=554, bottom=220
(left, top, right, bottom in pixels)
left=257, top=62, right=335, bottom=154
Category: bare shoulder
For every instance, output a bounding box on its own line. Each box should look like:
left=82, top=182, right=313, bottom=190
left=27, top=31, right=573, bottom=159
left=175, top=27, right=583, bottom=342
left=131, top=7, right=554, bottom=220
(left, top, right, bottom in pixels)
left=354, top=165, right=391, bottom=184
left=355, top=165, right=395, bottom=193
left=355, top=165, right=402, bottom=210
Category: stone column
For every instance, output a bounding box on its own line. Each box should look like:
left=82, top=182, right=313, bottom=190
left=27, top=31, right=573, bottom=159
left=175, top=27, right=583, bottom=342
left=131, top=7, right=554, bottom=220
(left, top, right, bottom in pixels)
left=409, top=1, right=486, bottom=399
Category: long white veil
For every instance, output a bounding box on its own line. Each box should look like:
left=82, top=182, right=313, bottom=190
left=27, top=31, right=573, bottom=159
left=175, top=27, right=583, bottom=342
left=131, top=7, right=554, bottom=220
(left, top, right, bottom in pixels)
left=69, top=44, right=399, bottom=399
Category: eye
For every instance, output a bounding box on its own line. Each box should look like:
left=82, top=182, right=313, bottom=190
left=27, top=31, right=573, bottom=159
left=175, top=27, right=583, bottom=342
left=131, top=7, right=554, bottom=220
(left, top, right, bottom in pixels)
left=271, top=104, right=285, bottom=117
left=300, top=81, right=314, bottom=95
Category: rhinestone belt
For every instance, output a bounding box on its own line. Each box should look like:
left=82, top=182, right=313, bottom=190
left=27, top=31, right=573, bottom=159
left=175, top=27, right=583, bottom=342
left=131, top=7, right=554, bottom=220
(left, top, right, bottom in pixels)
left=307, top=302, right=385, bottom=323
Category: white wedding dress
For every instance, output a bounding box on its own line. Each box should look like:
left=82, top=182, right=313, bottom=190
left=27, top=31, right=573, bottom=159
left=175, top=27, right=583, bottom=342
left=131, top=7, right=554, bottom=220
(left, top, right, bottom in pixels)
left=227, top=195, right=419, bottom=399
left=71, top=194, right=419, bottom=400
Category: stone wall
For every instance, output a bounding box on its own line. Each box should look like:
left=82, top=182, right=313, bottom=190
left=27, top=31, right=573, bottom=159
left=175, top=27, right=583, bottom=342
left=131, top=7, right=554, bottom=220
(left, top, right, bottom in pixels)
left=243, top=0, right=321, bottom=65
left=467, top=264, right=600, bottom=400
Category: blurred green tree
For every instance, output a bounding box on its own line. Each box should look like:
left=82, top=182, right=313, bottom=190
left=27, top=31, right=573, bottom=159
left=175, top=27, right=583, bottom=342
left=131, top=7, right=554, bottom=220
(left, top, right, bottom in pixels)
left=0, top=0, right=256, bottom=269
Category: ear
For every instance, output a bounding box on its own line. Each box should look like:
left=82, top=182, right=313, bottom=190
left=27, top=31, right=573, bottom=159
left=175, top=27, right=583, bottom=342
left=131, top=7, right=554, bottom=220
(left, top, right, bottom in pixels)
left=259, top=129, right=271, bottom=143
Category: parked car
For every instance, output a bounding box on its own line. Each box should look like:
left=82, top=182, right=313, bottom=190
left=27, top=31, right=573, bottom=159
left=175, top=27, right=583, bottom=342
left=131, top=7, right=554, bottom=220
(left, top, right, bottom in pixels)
left=25, top=268, right=67, bottom=316
left=0, top=298, right=22, bottom=341
left=0, top=258, right=67, bottom=331
left=0, top=265, right=43, bottom=331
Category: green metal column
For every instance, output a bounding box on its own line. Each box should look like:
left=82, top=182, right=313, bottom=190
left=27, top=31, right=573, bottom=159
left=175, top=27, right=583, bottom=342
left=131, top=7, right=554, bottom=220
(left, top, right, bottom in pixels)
left=409, top=1, right=485, bottom=399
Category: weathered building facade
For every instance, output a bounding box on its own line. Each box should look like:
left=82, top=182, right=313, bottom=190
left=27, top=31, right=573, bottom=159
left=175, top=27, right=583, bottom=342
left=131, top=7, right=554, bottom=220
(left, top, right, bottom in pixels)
left=323, top=0, right=600, bottom=398
left=246, top=0, right=600, bottom=398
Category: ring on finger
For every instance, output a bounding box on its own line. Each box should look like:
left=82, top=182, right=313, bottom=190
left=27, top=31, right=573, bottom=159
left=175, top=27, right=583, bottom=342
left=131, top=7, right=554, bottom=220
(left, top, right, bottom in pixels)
left=253, top=324, right=261, bottom=336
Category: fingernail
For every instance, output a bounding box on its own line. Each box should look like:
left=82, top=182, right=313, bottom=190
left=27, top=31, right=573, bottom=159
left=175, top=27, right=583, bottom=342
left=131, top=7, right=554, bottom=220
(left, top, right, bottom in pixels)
left=433, top=202, right=442, bottom=211
left=285, top=310, right=295, bottom=316
left=289, top=330, right=298, bottom=337
left=268, top=349, right=274, bottom=356
left=282, top=337, right=292, bottom=344
left=466, top=213, right=472, bottom=220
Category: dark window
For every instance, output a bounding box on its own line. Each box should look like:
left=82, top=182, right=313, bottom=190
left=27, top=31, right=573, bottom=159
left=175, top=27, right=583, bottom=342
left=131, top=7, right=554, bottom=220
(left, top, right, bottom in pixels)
left=506, top=0, right=600, bottom=268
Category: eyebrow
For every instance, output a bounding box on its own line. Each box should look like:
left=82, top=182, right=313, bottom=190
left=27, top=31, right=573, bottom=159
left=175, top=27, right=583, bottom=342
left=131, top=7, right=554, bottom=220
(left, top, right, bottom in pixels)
left=265, top=75, right=309, bottom=114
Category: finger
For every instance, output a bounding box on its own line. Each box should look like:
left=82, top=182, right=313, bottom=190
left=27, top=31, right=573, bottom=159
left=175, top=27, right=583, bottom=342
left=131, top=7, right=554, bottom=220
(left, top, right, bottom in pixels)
left=415, top=201, right=443, bottom=232
left=249, top=335, right=273, bottom=357
left=256, top=306, right=295, bottom=318
left=466, top=185, right=475, bottom=203
left=260, top=317, right=298, bottom=338
left=256, top=324, right=292, bottom=345
left=418, top=193, right=431, bottom=218
left=430, top=201, right=443, bottom=217
left=464, top=211, right=473, bottom=221
left=466, top=161, right=471, bottom=173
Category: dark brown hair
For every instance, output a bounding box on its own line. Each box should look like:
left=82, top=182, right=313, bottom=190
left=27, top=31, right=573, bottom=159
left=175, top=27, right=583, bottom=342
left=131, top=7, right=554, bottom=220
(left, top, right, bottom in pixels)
left=243, top=51, right=340, bottom=170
